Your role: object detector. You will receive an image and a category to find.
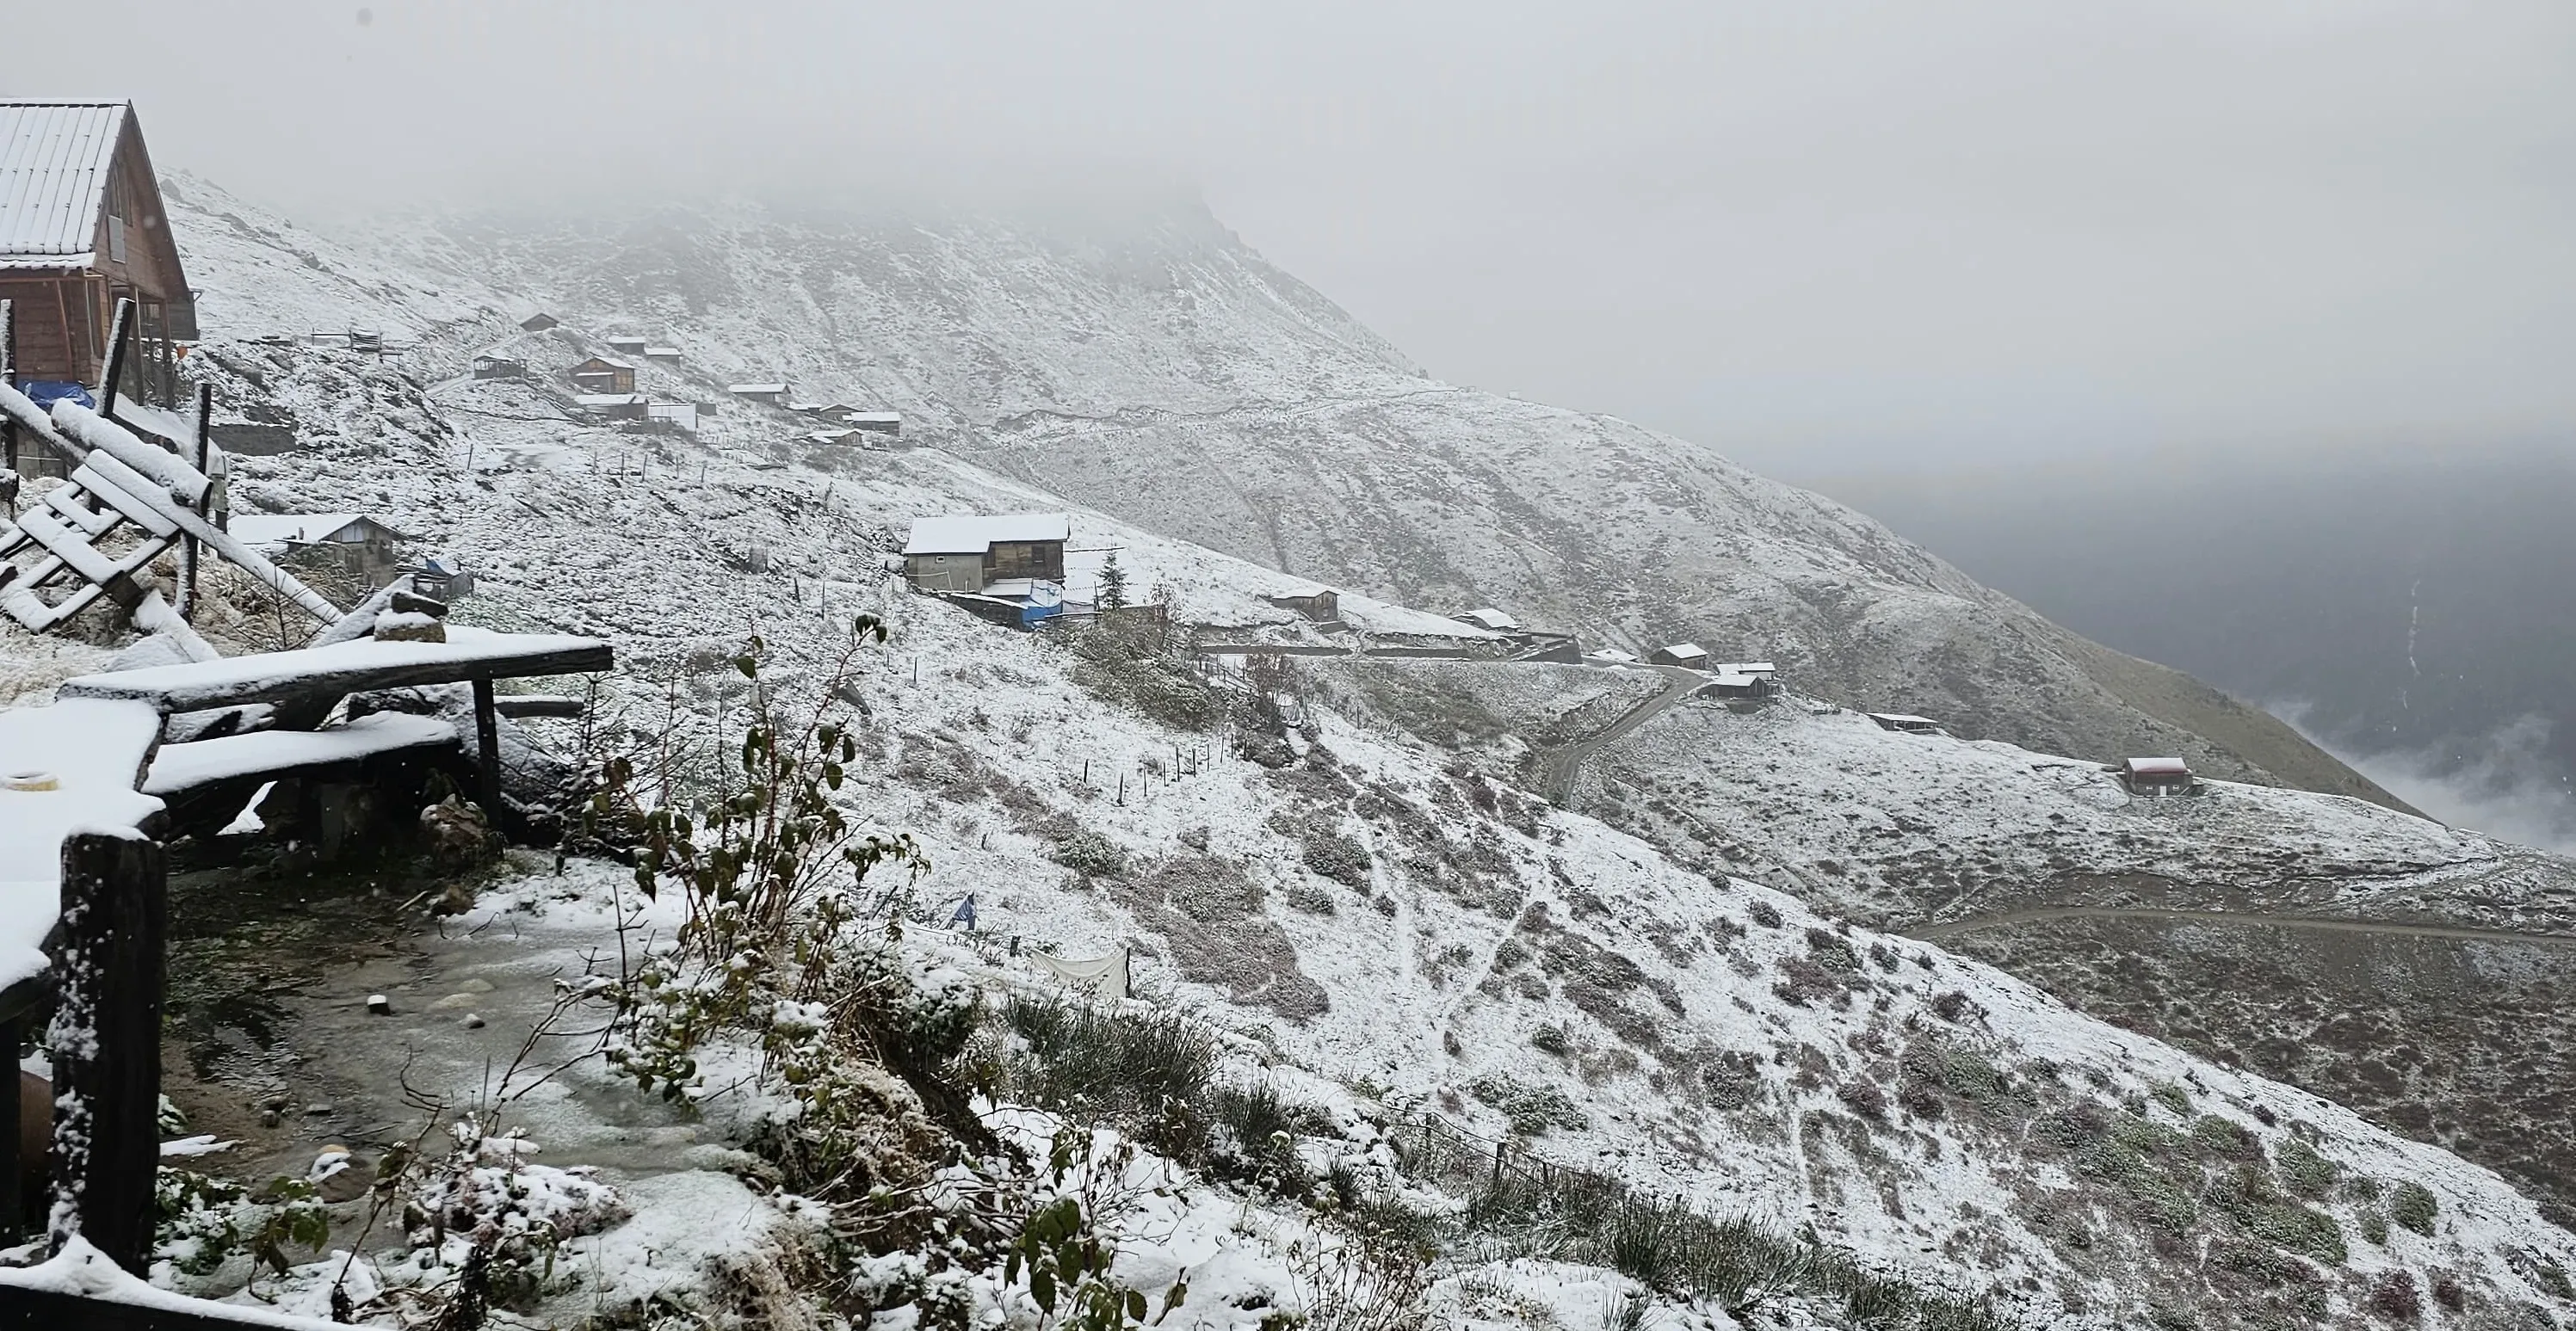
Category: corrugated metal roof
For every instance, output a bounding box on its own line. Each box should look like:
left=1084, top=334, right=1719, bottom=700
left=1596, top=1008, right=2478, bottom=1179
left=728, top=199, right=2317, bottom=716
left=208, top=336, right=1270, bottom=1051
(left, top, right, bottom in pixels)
left=0, top=102, right=128, bottom=268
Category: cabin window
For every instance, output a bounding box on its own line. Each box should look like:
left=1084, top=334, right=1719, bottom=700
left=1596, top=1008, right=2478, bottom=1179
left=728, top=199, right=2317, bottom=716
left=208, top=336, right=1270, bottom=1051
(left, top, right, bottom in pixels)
left=108, top=214, right=127, bottom=264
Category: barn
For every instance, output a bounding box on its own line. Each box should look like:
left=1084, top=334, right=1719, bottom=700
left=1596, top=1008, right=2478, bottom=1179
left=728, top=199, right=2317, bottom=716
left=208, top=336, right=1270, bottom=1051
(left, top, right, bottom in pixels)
left=230, top=513, right=412, bottom=589
left=903, top=513, right=1072, bottom=595
left=2122, top=756, right=2195, bottom=796
left=0, top=102, right=197, bottom=407
left=568, top=357, right=635, bottom=393
left=1648, top=643, right=1708, bottom=668
left=471, top=352, right=524, bottom=380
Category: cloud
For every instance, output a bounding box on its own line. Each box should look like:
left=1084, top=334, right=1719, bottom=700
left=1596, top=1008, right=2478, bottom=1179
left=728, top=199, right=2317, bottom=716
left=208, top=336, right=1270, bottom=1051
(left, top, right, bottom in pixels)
left=2287, top=709, right=2576, bottom=854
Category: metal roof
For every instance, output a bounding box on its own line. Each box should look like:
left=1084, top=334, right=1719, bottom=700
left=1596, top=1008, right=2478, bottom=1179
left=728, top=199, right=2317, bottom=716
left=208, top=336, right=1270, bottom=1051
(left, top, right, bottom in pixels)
left=0, top=102, right=128, bottom=267
left=905, top=513, right=1072, bottom=556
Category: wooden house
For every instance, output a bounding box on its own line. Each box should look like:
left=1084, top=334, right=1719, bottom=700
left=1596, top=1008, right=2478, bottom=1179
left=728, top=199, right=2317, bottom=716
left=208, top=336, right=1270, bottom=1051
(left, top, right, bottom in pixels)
left=1457, top=607, right=1522, bottom=633
left=847, top=410, right=902, bottom=437
left=1648, top=643, right=1708, bottom=668
left=0, top=102, right=197, bottom=406
left=2122, top=756, right=2194, bottom=796
left=230, top=513, right=411, bottom=588
left=604, top=335, right=648, bottom=354
left=644, top=345, right=682, bottom=364
left=1867, top=713, right=1945, bottom=736
left=1265, top=587, right=1340, bottom=623
left=471, top=352, right=524, bottom=380
left=568, top=357, right=635, bottom=393
left=730, top=382, right=787, bottom=405
left=519, top=312, right=559, bottom=332
left=644, top=401, right=698, bottom=432
left=903, top=513, right=1071, bottom=595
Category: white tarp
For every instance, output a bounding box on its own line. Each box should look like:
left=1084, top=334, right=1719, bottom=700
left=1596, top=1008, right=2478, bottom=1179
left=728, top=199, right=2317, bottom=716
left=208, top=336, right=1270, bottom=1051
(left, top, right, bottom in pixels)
left=1029, top=947, right=1129, bottom=1001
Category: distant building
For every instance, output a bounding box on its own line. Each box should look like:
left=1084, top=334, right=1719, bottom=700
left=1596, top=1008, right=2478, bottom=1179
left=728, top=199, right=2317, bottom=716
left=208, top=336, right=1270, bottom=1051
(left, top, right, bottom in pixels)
left=1648, top=643, right=1708, bottom=668
left=471, top=352, right=525, bottom=380
left=604, top=335, right=648, bottom=354
left=519, top=312, right=559, bottom=332
left=644, top=401, right=698, bottom=432
left=806, top=428, right=856, bottom=446
left=644, top=345, right=682, bottom=363
left=730, top=382, right=788, bottom=404
left=231, top=513, right=411, bottom=588
left=904, top=513, right=1072, bottom=595
left=846, top=410, right=902, bottom=437
left=1705, top=661, right=1782, bottom=698
left=574, top=392, right=648, bottom=421
left=568, top=356, right=635, bottom=393
left=2122, top=756, right=2195, bottom=796
left=1867, top=713, right=1945, bottom=736
left=0, top=102, right=198, bottom=405
left=409, top=555, right=475, bottom=601
left=1265, top=587, right=1340, bottom=623
left=1457, top=607, right=1522, bottom=633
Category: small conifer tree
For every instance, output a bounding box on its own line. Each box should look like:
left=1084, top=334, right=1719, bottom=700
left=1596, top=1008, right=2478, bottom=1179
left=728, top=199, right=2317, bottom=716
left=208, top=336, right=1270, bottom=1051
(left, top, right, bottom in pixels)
left=1096, top=550, right=1129, bottom=611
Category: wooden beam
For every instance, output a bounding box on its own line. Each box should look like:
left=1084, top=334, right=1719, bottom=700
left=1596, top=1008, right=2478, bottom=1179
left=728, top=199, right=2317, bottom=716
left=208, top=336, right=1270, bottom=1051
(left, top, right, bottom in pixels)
left=96, top=299, right=131, bottom=418
left=472, top=677, right=502, bottom=810
left=0, top=1011, right=20, bottom=1242
left=181, top=383, right=209, bottom=622
left=59, top=639, right=615, bottom=715
left=46, top=832, right=165, bottom=1274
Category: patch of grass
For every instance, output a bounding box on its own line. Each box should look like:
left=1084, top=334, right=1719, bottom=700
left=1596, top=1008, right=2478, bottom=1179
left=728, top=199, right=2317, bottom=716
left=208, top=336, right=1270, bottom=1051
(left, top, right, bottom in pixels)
left=1000, top=993, right=1219, bottom=1138
left=1049, top=828, right=1130, bottom=878
left=1301, top=829, right=1372, bottom=886
left=2273, top=1135, right=2338, bottom=1199
left=2149, top=1081, right=2193, bottom=1115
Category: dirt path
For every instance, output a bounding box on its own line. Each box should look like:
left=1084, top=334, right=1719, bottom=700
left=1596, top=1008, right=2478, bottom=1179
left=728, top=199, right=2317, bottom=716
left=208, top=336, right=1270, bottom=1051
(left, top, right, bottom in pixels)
left=1905, top=904, right=2576, bottom=947
left=1541, top=665, right=1707, bottom=804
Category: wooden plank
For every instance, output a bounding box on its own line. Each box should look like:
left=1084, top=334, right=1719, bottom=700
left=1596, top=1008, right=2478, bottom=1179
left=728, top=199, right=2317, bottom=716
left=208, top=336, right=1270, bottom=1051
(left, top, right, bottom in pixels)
left=46, top=832, right=164, bottom=1274
left=69, top=468, right=176, bottom=538
left=9, top=510, right=121, bottom=587
left=58, top=636, right=616, bottom=715
left=0, top=1012, right=18, bottom=1242
left=42, top=487, right=120, bottom=538
left=493, top=695, right=584, bottom=719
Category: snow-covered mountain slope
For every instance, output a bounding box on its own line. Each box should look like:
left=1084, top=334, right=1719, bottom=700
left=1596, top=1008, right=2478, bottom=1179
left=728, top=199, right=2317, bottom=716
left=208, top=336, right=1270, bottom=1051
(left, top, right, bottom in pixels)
left=45, top=336, right=2575, bottom=1329
left=157, top=176, right=2402, bottom=815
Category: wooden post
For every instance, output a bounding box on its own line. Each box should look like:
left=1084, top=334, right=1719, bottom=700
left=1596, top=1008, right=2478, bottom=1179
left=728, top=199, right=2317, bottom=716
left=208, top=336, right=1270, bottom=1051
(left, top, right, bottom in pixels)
left=471, top=678, right=502, bottom=812
left=0, top=298, right=14, bottom=486
left=0, top=1009, right=20, bottom=1240
left=46, top=831, right=166, bottom=1273
left=96, top=299, right=133, bottom=419
left=181, top=383, right=211, bottom=621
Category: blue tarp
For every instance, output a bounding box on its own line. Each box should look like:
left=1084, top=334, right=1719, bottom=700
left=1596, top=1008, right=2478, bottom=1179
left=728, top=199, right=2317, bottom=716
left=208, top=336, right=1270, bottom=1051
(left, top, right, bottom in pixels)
left=16, top=381, right=95, bottom=412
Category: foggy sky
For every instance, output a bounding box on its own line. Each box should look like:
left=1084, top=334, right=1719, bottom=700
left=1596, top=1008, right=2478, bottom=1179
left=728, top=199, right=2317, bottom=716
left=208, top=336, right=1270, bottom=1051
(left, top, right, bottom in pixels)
left=31, top=1, right=2576, bottom=475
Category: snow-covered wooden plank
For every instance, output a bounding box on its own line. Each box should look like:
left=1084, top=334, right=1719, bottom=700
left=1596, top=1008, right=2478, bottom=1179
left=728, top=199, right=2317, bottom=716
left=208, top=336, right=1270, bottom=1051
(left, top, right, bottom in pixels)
left=51, top=402, right=208, bottom=507
left=142, top=712, right=458, bottom=796
left=41, top=487, right=120, bottom=538
left=9, top=508, right=123, bottom=587
left=0, top=383, right=340, bottom=625
left=57, top=627, right=615, bottom=715
left=66, top=465, right=177, bottom=538
left=0, top=698, right=164, bottom=990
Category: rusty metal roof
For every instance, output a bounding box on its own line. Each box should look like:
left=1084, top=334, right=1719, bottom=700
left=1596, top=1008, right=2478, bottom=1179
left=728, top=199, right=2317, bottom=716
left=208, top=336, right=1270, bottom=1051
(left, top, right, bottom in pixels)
left=0, top=102, right=128, bottom=268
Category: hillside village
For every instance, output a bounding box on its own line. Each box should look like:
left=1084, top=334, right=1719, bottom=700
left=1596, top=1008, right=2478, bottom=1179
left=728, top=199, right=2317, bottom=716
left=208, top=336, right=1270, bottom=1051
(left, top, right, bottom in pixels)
left=3, top=99, right=2576, bottom=1331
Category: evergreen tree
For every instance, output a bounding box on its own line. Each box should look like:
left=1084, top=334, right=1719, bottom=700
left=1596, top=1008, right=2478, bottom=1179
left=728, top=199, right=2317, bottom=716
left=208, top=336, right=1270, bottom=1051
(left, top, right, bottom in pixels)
left=1096, top=550, right=1129, bottom=611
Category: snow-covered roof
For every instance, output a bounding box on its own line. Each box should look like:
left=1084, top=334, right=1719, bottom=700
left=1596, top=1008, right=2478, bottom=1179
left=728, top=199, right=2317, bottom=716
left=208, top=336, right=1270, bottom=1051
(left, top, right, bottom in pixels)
left=229, top=513, right=405, bottom=547
left=905, top=513, right=1072, bottom=556
left=1714, top=661, right=1777, bottom=675
left=2126, top=756, right=2191, bottom=776
left=471, top=350, right=522, bottom=364
left=806, top=428, right=855, bottom=444
left=787, top=401, right=825, bottom=412
left=731, top=383, right=787, bottom=395
left=1868, top=712, right=1942, bottom=727
left=1656, top=642, right=1708, bottom=659
left=0, top=102, right=126, bottom=267
left=604, top=336, right=646, bottom=347
left=846, top=411, right=902, bottom=425
left=574, top=392, right=647, bottom=406
left=644, top=346, right=681, bottom=357
left=1457, top=607, right=1521, bottom=631
left=570, top=357, right=633, bottom=372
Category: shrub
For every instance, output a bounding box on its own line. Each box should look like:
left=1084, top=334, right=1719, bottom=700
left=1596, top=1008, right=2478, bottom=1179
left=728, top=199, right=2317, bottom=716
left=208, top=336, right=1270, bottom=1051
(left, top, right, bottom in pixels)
left=1001, top=994, right=1220, bottom=1154
left=1302, top=829, right=1372, bottom=886
left=1469, top=1075, right=1588, bottom=1135
left=2368, top=1272, right=2420, bottom=1322
left=1838, top=1079, right=1889, bottom=1122
left=1052, top=828, right=1130, bottom=878
left=2274, top=1135, right=2338, bottom=1199
left=2149, top=1081, right=2193, bottom=1115
left=1285, top=880, right=1337, bottom=914
left=1747, top=900, right=1783, bottom=928
left=2388, top=1180, right=2439, bottom=1236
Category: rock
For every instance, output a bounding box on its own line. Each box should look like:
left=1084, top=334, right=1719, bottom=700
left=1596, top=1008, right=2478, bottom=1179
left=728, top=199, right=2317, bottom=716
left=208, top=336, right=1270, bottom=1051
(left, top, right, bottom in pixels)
left=419, top=795, right=497, bottom=877
left=304, top=1104, right=332, bottom=1117
left=309, top=1146, right=375, bottom=1203
left=429, top=992, right=478, bottom=1010
left=454, top=977, right=496, bottom=994
left=366, top=994, right=392, bottom=1015
left=460, top=1014, right=485, bottom=1029
left=260, top=1108, right=282, bottom=1129
left=371, top=611, right=446, bottom=643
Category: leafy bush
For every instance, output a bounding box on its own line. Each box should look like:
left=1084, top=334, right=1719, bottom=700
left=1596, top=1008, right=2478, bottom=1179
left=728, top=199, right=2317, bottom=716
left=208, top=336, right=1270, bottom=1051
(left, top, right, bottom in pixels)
left=1302, top=829, right=1372, bottom=886
left=2273, top=1135, right=2338, bottom=1199
left=2388, top=1180, right=2439, bottom=1236
left=1469, top=1075, right=1588, bottom=1136
left=154, top=1168, right=330, bottom=1277
left=1053, top=828, right=1131, bottom=878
